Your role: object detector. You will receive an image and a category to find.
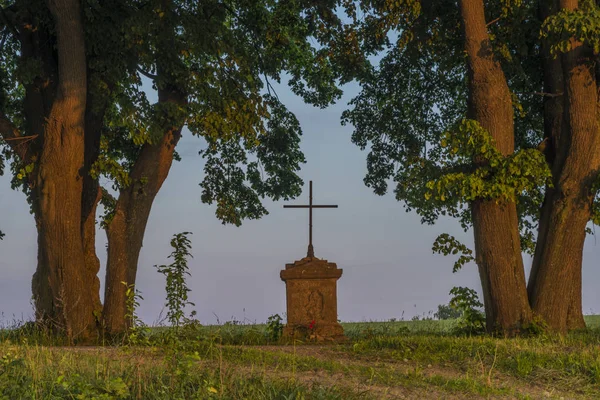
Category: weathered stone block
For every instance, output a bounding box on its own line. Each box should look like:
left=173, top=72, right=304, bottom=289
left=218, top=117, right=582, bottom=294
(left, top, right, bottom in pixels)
left=280, top=256, right=345, bottom=340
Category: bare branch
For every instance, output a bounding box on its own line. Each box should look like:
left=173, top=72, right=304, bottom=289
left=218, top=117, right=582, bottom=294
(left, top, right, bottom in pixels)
left=0, top=112, right=30, bottom=160
left=486, top=17, right=501, bottom=27
left=3, top=134, right=38, bottom=141
left=518, top=91, right=563, bottom=98
left=137, top=66, right=158, bottom=80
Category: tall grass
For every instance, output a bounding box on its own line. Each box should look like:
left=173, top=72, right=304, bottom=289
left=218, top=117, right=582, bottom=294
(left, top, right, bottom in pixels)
left=1, top=316, right=600, bottom=398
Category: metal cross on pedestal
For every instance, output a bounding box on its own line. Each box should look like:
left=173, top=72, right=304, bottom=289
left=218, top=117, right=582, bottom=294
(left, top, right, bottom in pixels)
left=283, top=181, right=338, bottom=258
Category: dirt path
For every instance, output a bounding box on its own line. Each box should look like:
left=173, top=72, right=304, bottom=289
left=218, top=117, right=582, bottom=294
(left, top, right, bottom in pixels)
left=244, top=344, right=589, bottom=400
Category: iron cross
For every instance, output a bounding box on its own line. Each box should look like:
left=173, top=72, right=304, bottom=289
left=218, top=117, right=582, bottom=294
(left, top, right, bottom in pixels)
left=283, top=180, right=338, bottom=258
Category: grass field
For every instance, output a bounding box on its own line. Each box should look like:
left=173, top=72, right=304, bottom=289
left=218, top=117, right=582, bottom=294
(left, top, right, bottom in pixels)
left=1, top=317, right=600, bottom=399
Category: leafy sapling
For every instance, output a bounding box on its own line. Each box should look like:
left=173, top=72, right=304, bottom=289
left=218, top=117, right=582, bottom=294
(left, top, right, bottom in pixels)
left=449, top=286, right=486, bottom=335
left=155, top=232, right=195, bottom=330
left=266, top=314, right=284, bottom=342
left=123, top=282, right=149, bottom=345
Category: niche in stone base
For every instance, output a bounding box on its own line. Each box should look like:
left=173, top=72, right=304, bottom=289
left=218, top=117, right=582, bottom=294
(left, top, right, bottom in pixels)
left=280, top=256, right=345, bottom=341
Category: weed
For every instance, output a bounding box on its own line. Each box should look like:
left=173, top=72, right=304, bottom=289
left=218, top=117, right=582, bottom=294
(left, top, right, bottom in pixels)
left=266, top=313, right=284, bottom=342
left=155, top=232, right=195, bottom=330
left=123, top=282, right=150, bottom=346
left=449, top=286, right=486, bottom=335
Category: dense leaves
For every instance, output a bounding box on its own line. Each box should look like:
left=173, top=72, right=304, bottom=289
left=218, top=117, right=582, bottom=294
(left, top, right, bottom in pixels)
left=0, top=0, right=363, bottom=335
left=342, top=1, right=468, bottom=226
left=88, top=0, right=363, bottom=225
left=201, top=96, right=306, bottom=226
left=343, top=0, right=598, bottom=251
left=542, top=0, right=600, bottom=54
left=0, top=0, right=361, bottom=227
left=344, top=0, right=600, bottom=332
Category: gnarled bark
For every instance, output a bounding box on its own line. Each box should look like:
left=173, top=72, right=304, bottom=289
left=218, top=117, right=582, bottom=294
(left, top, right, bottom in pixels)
left=528, top=0, right=586, bottom=332
left=31, top=0, right=97, bottom=341
left=528, top=0, right=599, bottom=333
left=459, top=0, right=532, bottom=334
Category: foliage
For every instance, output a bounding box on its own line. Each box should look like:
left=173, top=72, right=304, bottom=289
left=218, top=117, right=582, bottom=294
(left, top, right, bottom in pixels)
left=339, top=0, right=600, bottom=331
left=0, top=1, right=363, bottom=334
left=122, top=282, right=150, bottom=346
left=432, top=233, right=475, bottom=273
left=155, top=232, right=195, bottom=329
left=266, top=314, right=284, bottom=342
left=76, top=0, right=362, bottom=227
left=434, top=304, right=462, bottom=321
left=541, top=0, right=600, bottom=55
left=449, top=287, right=486, bottom=336
left=426, top=120, right=551, bottom=206
left=340, top=0, right=564, bottom=258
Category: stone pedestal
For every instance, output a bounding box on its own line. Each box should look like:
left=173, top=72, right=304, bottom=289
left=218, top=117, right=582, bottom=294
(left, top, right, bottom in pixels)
left=280, top=256, right=345, bottom=340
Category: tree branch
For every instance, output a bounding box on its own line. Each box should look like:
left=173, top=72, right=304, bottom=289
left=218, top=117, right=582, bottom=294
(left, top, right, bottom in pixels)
left=217, top=2, right=280, bottom=100
left=100, top=186, right=117, bottom=204
left=486, top=17, right=501, bottom=27
left=0, top=30, right=9, bottom=54
left=518, top=91, right=563, bottom=98
left=0, top=112, right=30, bottom=160
left=137, top=66, right=158, bottom=80
left=0, top=6, right=19, bottom=38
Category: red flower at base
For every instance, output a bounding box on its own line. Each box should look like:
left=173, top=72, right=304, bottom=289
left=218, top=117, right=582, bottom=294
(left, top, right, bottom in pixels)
left=308, top=320, right=316, bottom=330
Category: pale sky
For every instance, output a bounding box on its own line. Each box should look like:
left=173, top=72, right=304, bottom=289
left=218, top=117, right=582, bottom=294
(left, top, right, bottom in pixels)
left=1, top=81, right=599, bottom=326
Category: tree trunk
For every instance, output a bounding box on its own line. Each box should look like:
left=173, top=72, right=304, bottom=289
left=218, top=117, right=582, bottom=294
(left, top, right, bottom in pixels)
left=528, top=0, right=586, bottom=331
left=80, top=82, right=109, bottom=319
left=528, top=0, right=599, bottom=333
left=31, top=0, right=97, bottom=341
left=566, top=249, right=585, bottom=330
left=103, top=88, right=186, bottom=335
left=459, top=0, right=532, bottom=334
left=529, top=1, right=563, bottom=306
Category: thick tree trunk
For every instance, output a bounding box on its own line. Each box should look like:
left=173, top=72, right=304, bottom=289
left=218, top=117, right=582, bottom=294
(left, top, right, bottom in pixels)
left=459, top=0, right=532, bottom=334
left=529, top=196, right=593, bottom=332
left=103, top=88, right=185, bottom=335
left=31, top=0, right=97, bottom=341
left=528, top=0, right=599, bottom=333
left=528, top=0, right=586, bottom=331
left=472, top=202, right=531, bottom=334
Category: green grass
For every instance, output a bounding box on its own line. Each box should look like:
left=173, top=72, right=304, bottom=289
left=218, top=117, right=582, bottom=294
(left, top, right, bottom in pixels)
left=152, top=315, right=600, bottom=344
left=584, top=315, right=600, bottom=329
left=0, top=344, right=368, bottom=399
left=1, top=317, right=600, bottom=399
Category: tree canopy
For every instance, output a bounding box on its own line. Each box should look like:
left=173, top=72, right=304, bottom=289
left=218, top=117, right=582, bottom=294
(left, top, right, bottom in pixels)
left=0, top=0, right=361, bottom=339
left=343, top=0, right=599, bottom=332
left=0, top=0, right=598, bottom=337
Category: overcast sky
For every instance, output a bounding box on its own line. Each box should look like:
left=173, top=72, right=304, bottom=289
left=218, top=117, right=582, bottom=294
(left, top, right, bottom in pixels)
left=1, top=80, right=599, bottom=326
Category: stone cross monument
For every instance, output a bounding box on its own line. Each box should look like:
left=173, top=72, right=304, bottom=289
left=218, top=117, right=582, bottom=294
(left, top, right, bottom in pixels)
left=281, top=181, right=345, bottom=340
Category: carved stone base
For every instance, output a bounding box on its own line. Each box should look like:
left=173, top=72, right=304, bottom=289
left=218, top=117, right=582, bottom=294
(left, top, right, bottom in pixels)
left=283, top=322, right=346, bottom=342
left=280, top=255, right=346, bottom=341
